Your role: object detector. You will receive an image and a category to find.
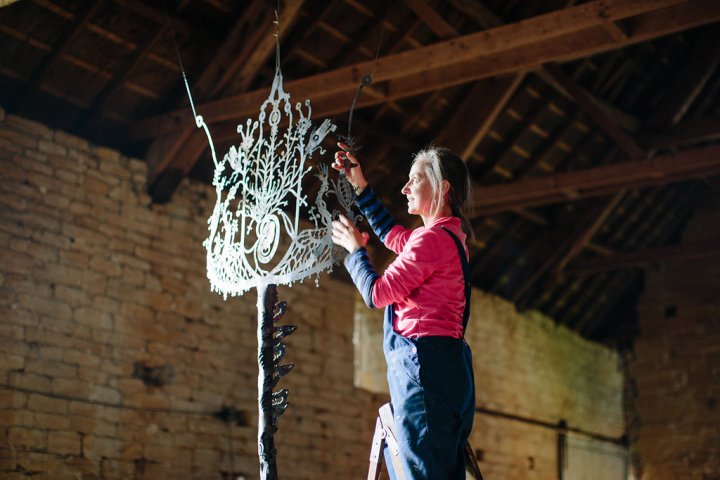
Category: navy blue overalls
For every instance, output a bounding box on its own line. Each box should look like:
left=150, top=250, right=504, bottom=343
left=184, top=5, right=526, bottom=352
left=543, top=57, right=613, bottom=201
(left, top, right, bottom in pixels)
left=382, top=227, right=475, bottom=479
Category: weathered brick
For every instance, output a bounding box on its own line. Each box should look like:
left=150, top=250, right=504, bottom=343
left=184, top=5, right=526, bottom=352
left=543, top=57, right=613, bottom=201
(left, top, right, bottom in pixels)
left=47, top=430, right=82, bottom=456
left=82, top=435, right=122, bottom=460
left=27, top=394, right=68, bottom=415
left=33, top=411, right=71, bottom=430
left=54, top=131, right=89, bottom=151
left=38, top=139, right=67, bottom=156
left=8, top=371, right=52, bottom=391
left=73, top=307, right=113, bottom=330
left=7, top=427, right=47, bottom=450
left=7, top=115, right=53, bottom=139
left=88, top=385, right=121, bottom=404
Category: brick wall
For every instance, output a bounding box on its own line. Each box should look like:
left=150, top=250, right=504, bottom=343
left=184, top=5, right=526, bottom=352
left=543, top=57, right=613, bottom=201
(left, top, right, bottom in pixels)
left=1, top=110, right=626, bottom=479
left=0, top=110, right=384, bottom=479
left=629, top=193, right=720, bottom=479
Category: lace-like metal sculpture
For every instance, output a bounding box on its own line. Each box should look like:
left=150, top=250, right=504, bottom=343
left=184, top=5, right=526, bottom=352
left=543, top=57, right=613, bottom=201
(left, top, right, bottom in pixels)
left=192, top=36, right=356, bottom=480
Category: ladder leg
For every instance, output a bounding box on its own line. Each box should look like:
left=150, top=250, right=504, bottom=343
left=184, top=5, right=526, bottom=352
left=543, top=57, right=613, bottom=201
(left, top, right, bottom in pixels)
left=367, top=416, right=386, bottom=480
left=464, top=441, right=484, bottom=480
left=378, top=404, right=405, bottom=480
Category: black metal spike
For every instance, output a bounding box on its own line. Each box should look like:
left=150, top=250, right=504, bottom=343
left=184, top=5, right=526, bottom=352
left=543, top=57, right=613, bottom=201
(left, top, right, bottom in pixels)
left=270, top=363, right=294, bottom=390
left=273, top=301, right=287, bottom=322
left=273, top=342, right=285, bottom=363
left=273, top=324, right=297, bottom=340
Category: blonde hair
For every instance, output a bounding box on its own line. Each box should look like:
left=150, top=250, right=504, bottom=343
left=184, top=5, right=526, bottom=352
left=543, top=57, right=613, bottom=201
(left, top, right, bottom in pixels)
left=413, top=147, right=474, bottom=239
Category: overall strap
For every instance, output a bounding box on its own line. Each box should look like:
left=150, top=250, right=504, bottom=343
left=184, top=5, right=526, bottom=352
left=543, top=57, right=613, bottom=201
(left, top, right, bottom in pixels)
left=440, top=227, right=471, bottom=336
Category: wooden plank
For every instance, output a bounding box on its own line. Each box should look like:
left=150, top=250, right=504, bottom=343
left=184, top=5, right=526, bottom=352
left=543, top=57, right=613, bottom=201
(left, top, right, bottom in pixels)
left=132, top=0, right=702, bottom=139
left=73, top=27, right=167, bottom=131
left=141, top=0, right=720, bottom=203
left=554, top=191, right=625, bottom=273
left=8, top=1, right=102, bottom=111
left=145, top=1, right=303, bottom=197
left=565, top=241, right=720, bottom=275
left=640, top=114, right=720, bottom=150
left=401, top=0, right=458, bottom=39
left=540, top=66, right=643, bottom=157
left=229, top=0, right=304, bottom=94
left=473, top=144, right=720, bottom=214
left=648, top=26, right=720, bottom=126
left=437, top=75, right=526, bottom=160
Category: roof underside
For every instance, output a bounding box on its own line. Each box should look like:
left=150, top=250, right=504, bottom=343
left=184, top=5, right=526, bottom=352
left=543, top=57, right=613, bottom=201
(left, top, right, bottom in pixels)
left=2, top=0, right=720, bottom=348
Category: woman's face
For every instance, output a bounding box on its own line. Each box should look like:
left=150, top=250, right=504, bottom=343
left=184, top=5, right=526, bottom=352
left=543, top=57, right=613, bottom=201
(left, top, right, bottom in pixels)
left=401, top=160, right=434, bottom=216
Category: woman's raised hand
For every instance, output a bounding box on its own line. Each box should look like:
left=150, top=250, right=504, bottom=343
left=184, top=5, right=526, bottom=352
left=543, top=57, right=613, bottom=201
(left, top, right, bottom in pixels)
left=331, top=213, right=369, bottom=254
left=333, top=142, right=368, bottom=193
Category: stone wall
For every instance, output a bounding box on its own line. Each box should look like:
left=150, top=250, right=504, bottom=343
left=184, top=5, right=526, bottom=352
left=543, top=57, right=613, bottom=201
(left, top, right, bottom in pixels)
left=1, top=109, right=626, bottom=479
left=629, top=192, right=720, bottom=480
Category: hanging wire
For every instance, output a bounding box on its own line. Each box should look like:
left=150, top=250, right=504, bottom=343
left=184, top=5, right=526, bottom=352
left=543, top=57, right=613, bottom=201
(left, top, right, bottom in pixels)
left=162, top=0, right=199, bottom=122
left=338, top=0, right=394, bottom=154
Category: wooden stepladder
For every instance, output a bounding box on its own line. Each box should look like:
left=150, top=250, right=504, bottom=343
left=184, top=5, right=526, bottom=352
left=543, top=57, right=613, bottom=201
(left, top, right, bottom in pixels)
left=367, top=403, right=484, bottom=480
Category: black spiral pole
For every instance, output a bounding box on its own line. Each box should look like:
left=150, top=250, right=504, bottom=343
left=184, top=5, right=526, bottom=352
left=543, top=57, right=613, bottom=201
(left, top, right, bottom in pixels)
left=257, top=284, right=296, bottom=480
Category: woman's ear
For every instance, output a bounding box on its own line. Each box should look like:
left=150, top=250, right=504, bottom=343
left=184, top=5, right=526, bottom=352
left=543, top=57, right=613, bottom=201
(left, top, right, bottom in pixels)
left=442, top=179, right=450, bottom=202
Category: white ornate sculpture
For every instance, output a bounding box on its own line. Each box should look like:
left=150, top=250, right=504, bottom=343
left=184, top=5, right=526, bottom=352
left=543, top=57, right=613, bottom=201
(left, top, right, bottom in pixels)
left=188, top=33, right=358, bottom=479
left=200, top=64, right=356, bottom=298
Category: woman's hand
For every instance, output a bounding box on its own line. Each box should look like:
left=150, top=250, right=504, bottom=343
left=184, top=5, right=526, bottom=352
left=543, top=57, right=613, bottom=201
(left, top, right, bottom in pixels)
left=332, top=142, right=368, bottom=193
left=332, top=214, right=369, bottom=254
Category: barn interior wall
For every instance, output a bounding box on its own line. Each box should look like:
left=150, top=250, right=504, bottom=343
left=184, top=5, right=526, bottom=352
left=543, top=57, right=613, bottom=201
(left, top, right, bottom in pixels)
left=629, top=191, right=720, bottom=480
left=1, top=110, right=625, bottom=479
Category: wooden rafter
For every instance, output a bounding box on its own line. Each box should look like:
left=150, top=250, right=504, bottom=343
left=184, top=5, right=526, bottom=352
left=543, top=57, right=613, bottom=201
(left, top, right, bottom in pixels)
left=133, top=0, right=720, bottom=202
left=565, top=241, right=720, bottom=275
left=133, top=0, right=720, bottom=140
left=8, top=1, right=102, bottom=111
left=640, top=114, right=720, bottom=150
left=145, top=1, right=304, bottom=198
left=648, top=26, right=720, bottom=127
left=438, top=75, right=526, bottom=160
left=473, top=144, right=720, bottom=214
left=541, top=64, right=645, bottom=158
left=401, top=0, right=457, bottom=39
left=527, top=61, right=646, bottom=283
left=73, top=27, right=168, bottom=132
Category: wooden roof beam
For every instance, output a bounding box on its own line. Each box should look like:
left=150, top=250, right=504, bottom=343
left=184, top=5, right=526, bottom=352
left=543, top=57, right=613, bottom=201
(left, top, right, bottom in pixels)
left=640, top=114, right=720, bottom=150
left=540, top=64, right=645, bottom=158
left=472, top=144, right=720, bottom=215
left=438, top=74, right=526, bottom=161
left=565, top=241, right=720, bottom=275
left=7, top=1, right=102, bottom=111
left=133, top=0, right=715, bottom=140
left=145, top=1, right=304, bottom=201
left=648, top=25, right=720, bottom=127
left=137, top=0, right=720, bottom=201
left=401, top=0, right=458, bottom=39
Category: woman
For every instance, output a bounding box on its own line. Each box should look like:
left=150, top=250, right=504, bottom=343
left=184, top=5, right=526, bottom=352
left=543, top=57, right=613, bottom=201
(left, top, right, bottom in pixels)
left=331, top=143, right=475, bottom=479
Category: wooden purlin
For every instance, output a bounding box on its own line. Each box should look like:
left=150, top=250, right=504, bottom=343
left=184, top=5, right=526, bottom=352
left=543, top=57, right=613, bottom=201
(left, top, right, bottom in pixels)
left=472, top=145, right=720, bottom=215
left=145, top=0, right=303, bottom=195
left=541, top=65, right=645, bottom=158
left=640, top=114, right=720, bottom=150
left=565, top=229, right=719, bottom=276
left=132, top=0, right=717, bottom=141
left=401, top=0, right=457, bottom=39
left=73, top=26, right=168, bottom=132
left=647, top=26, right=720, bottom=127
left=138, top=0, right=720, bottom=204
left=8, top=1, right=103, bottom=112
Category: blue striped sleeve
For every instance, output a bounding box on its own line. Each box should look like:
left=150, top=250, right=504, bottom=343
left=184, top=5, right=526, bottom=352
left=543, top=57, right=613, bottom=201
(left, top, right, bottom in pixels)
left=343, top=248, right=378, bottom=308
left=356, top=187, right=396, bottom=242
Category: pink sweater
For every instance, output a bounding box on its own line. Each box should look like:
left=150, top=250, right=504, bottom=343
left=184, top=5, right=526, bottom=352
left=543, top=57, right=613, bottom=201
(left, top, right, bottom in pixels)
left=371, top=216, right=468, bottom=338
